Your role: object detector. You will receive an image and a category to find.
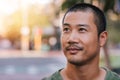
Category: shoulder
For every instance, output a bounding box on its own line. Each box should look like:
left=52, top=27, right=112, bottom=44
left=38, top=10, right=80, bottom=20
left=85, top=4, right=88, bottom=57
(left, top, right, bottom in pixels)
left=42, top=69, right=63, bottom=80
left=104, top=68, right=120, bottom=80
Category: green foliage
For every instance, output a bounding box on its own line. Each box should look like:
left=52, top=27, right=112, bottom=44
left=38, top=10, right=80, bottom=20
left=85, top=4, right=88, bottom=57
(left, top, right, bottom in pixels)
left=108, top=19, right=120, bottom=44
left=62, top=0, right=84, bottom=11
left=103, top=0, right=115, bottom=12
left=61, top=0, right=118, bottom=14
left=100, top=55, right=120, bottom=68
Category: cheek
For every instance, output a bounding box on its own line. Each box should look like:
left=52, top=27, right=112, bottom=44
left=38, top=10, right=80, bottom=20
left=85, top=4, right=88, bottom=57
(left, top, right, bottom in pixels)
left=89, top=41, right=99, bottom=54
left=61, top=34, right=67, bottom=48
left=82, top=34, right=99, bottom=50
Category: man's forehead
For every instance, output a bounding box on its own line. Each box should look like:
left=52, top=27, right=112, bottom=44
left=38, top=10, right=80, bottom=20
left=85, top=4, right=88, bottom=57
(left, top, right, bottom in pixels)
left=64, top=11, right=94, bottom=20
left=62, top=11, right=96, bottom=26
left=66, top=10, right=94, bottom=16
left=64, top=12, right=94, bottom=22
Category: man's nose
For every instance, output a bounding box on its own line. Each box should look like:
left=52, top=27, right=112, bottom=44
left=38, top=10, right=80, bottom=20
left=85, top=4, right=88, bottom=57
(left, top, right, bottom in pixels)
left=67, top=31, right=79, bottom=44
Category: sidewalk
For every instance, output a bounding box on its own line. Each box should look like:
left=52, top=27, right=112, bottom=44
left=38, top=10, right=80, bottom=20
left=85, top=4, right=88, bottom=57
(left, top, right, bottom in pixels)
left=0, top=50, right=64, bottom=58
left=0, top=49, right=120, bottom=58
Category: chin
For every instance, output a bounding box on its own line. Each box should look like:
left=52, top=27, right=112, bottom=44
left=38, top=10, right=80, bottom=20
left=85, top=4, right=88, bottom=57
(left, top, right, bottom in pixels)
left=69, top=60, right=87, bottom=66
left=67, top=57, right=87, bottom=66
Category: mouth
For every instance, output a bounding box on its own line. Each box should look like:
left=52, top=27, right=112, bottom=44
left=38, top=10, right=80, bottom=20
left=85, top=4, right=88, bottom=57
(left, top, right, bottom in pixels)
left=66, top=46, right=83, bottom=54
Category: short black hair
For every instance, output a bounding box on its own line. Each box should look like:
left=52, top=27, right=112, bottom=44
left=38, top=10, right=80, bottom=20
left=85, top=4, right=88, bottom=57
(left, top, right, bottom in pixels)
left=62, top=3, right=106, bottom=36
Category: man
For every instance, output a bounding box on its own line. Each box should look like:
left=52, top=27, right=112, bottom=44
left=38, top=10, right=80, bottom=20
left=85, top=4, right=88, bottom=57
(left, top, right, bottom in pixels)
left=42, top=3, right=120, bottom=80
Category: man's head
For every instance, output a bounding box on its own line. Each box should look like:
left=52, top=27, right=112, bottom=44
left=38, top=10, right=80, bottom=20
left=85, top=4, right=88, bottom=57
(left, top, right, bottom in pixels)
left=61, top=3, right=107, bottom=66
left=62, top=3, right=106, bottom=36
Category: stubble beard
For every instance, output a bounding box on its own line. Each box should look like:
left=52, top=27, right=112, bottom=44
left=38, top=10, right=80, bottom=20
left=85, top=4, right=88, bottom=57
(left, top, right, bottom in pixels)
left=67, top=51, right=99, bottom=66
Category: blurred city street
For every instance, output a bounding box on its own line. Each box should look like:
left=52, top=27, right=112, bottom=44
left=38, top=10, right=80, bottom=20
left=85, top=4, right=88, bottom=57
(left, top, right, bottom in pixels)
left=0, top=0, right=119, bottom=80
left=0, top=49, right=120, bottom=80
left=0, top=50, right=66, bottom=80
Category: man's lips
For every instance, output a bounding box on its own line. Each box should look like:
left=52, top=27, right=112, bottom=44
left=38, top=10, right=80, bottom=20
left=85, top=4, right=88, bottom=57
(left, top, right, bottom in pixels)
left=66, top=45, right=83, bottom=54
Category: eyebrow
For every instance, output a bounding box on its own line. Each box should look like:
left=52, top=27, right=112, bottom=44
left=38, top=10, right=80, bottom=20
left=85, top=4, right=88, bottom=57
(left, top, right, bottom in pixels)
left=77, top=24, right=89, bottom=27
left=63, top=23, right=89, bottom=27
left=63, top=23, right=70, bottom=27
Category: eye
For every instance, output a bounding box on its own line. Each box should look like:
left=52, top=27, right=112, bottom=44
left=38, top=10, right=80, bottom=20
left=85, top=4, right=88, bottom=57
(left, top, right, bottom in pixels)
left=63, top=27, right=70, bottom=33
left=78, top=28, right=87, bottom=32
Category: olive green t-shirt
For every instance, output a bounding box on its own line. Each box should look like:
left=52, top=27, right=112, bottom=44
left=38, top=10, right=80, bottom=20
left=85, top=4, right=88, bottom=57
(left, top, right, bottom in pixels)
left=42, top=68, right=120, bottom=80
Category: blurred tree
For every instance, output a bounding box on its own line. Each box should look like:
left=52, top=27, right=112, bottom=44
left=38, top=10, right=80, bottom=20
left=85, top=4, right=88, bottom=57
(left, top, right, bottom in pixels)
left=103, top=0, right=115, bottom=13
left=108, top=16, right=120, bottom=44
left=28, top=5, right=50, bottom=28
left=62, top=0, right=84, bottom=11
left=3, top=4, right=53, bottom=44
left=3, top=10, right=22, bottom=44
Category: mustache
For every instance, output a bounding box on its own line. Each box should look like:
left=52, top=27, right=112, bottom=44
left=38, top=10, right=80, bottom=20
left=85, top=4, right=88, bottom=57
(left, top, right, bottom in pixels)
left=65, top=44, right=83, bottom=50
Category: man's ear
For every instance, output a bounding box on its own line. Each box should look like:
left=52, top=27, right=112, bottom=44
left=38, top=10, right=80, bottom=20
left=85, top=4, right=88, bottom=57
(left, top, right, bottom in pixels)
left=99, top=31, right=108, bottom=47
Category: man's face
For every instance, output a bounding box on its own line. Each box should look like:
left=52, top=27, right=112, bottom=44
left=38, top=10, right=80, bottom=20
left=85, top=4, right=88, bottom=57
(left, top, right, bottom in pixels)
left=61, top=11, right=107, bottom=65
